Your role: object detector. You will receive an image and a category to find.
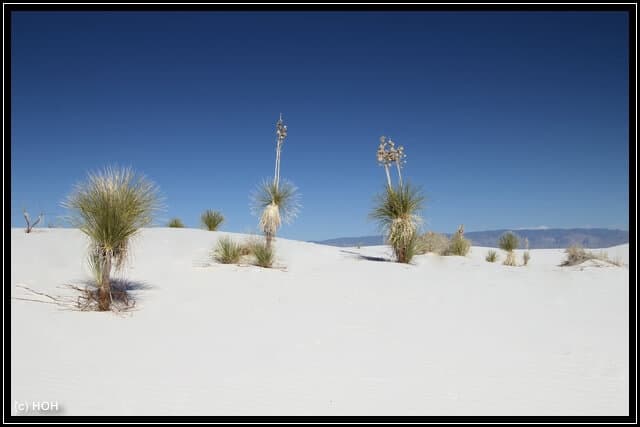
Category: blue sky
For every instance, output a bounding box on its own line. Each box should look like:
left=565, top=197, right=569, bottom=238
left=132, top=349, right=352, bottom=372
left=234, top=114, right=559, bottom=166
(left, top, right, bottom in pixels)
left=10, top=11, right=629, bottom=241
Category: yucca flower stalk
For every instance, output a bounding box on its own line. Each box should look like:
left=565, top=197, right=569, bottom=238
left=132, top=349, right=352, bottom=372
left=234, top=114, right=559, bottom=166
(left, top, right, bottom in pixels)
left=378, top=136, right=406, bottom=189
left=273, top=113, right=287, bottom=189
left=63, top=166, right=161, bottom=311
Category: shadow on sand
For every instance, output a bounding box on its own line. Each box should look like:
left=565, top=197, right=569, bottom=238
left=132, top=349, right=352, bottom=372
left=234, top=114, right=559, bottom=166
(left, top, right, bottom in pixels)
left=339, top=249, right=390, bottom=263
left=80, top=278, right=153, bottom=293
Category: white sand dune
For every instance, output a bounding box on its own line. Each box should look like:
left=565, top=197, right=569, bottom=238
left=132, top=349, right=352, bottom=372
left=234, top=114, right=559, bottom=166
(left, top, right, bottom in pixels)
left=10, top=228, right=629, bottom=416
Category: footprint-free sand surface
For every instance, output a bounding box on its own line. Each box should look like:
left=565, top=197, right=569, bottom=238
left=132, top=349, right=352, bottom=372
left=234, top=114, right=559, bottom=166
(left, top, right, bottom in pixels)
left=10, top=228, right=629, bottom=416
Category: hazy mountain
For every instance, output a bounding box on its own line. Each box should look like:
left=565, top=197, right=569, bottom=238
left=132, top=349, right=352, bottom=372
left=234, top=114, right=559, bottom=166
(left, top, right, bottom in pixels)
left=313, top=228, right=629, bottom=249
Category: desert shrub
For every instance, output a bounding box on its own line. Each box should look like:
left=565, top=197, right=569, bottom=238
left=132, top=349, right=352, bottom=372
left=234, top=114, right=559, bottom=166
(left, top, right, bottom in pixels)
left=498, top=232, right=519, bottom=252
left=416, top=231, right=449, bottom=255
left=523, top=251, right=531, bottom=266
left=214, top=237, right=242, bottom=264
left=63, top=166, right=161, bottom=311
left=201, top=210, right=224, bottom=231
left=370, top=184, right=424, bottom=263
left=498, top=232, right=519, bottom=266
left=168, top=218, right=184, bottom=228
left=252, top=241, right=275, bottom=268
left=560, top=245, right=606, bottom=266
left=444, top=234, right=471, bottom=256
left=486, top=250, right=498, bottom=263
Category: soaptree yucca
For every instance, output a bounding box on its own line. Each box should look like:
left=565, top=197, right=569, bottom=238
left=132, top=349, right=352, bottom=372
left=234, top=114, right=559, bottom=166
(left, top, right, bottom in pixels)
left=63, top=166, right=161, bottom=311
left=252, top=179, right=300, bottom=249
left=370, top=183, right=424, bottom=263
left=371, top=136, right=423, bottom=263
left=498, top=231, right=519, bottom=266
left=168, top=218, right=184, bottom=228
left=201, top=210, right=224, bottom=231
left=252, top=115, right=300, bottom=249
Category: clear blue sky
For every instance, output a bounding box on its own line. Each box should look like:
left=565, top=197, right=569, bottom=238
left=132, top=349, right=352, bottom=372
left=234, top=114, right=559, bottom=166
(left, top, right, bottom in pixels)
left=10, top=11, right=629, bottom=241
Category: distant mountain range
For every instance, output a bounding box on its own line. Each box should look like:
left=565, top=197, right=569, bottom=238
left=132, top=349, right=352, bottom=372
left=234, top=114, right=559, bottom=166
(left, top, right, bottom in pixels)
left=312, top=228, right=629, bottom=249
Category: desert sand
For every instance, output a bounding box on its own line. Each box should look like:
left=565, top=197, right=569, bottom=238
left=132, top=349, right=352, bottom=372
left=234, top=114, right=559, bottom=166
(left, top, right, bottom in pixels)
left=10, top=228, right=629, bottom=416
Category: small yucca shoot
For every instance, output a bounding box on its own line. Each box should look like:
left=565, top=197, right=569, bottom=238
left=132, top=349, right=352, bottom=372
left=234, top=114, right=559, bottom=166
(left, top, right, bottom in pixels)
left=252, top=242, right=275, bottom=268
left=486, top=250, right=498, bottom=263
left=168, top=218, right=184, bottom=228
left=201, top=210, right=224, bottom=231
left=214, top=237, right=242, bottom=264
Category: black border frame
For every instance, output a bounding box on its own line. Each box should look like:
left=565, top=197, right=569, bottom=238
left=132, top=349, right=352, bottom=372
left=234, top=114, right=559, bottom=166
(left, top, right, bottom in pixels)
left=3, top=2, right=636, bottom=424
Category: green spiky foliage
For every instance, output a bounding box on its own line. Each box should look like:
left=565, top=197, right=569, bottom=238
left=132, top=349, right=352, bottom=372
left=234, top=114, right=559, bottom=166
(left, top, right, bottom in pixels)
left=251, top=180, right=300, bottom=249
left=498, top=232, right=519, bottom=252
left=498, top=232, right=519, bottom=266
left=63, top=166, right=161, bottom=311
left=201, top=210, right=224, bottom=231
left=486, top=250, right=498, bottom=263
left=214, top=237, right=242, bottom=264
left=252, top=241, right=275, bottom=268
left=370, top=183, right=424, bottom=263
left=168, top=218, right=184, bottom=228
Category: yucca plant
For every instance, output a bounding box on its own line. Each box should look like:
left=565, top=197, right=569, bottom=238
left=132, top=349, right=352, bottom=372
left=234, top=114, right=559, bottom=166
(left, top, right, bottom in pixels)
left=214, top=237, right=242, bottom=264
left=443, top=224, right=471, bottom=256
left=499, top=232, right=519, bottom=266
left=486, top=250, right=498, bottom=263
left=201, top=210, right=224, bottom=231
left=370, top=184, right=424, bottom=263
left=63, top=166, right=161, bottom=311
left=252, top=181, right=300, bottom=250
left=168, top=218, right=184, bottom=228
left=252, top=241, right=275, bottom=268
left=252, top=115, right=300, bottom=250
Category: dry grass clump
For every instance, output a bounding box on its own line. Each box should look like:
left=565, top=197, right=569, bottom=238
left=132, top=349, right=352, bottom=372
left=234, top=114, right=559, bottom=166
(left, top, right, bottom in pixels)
left=239, top=235, right=262, bottom=256
left=560, top=245, right=622, bottom=267
left=214, top=237, right=242, bottom=264
left=416, top=231, right=449, bottom=255
left=168, top=218, right=184, bottom=228
left=560, top=245, right=595, bottom=266
left=486, top=250, right=498, bottom=263
left=202, top=210, right=224, bottom=231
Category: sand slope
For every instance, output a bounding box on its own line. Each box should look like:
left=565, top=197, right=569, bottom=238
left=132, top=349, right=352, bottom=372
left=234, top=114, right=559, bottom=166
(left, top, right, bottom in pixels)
left=10, top=228, right=629, bottom=416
